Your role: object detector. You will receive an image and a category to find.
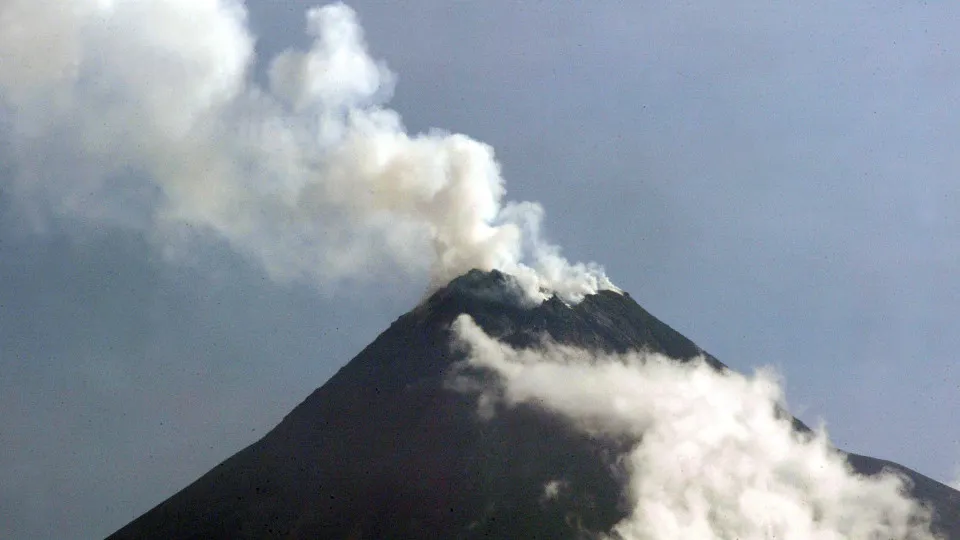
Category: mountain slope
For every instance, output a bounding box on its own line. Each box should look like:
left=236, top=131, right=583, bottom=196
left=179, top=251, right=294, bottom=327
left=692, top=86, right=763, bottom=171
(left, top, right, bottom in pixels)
left=108, top=270, right=960, bottom=539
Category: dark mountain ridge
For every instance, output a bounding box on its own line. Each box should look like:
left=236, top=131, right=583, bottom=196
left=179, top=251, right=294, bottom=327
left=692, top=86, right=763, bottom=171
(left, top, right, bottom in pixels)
left=108, top=269, right=960, bottom=539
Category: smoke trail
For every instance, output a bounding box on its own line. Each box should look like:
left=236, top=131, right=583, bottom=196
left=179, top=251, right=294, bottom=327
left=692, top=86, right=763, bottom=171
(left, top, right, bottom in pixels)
left=0, top=0, right=613, bottom=303
left=452, top=314, right=940, bottom=540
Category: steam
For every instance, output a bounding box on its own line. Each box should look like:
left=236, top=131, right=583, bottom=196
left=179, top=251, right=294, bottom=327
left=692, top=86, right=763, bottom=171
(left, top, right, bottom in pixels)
left=0, top=0, right=613, bottom=303
left=452, top=315, right=940, bottom=540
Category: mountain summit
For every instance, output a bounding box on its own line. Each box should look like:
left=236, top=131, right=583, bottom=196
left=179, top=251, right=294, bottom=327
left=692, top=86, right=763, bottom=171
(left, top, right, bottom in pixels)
left=108, top=270, right=960, bottom=539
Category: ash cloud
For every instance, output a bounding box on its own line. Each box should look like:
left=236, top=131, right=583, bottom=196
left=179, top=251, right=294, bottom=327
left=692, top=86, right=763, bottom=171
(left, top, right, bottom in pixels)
left=452, top=314, right=940, bottom=540
left=0, top=0, right=613, bottom=303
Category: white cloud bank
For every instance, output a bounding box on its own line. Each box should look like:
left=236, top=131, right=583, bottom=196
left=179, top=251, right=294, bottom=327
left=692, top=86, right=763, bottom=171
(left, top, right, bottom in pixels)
left=452, top=314, right=941, bottom=540
left=0, top=0, right=613, bottom=303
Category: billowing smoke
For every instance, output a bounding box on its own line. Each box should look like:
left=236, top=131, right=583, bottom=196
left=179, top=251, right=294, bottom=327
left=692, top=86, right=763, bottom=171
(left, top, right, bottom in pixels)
left=452, top=314, right=940, bottom=540
left=0, top=0, right=613, bottom=303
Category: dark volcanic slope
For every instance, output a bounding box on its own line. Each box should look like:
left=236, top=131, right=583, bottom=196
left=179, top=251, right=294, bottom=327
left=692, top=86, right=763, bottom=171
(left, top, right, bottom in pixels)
left=109, top=270, right=960, bottom=539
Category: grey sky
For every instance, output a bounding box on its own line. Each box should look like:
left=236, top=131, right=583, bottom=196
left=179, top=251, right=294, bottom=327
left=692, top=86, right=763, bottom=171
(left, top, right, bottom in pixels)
left=2, top=2, right=959, bottom=539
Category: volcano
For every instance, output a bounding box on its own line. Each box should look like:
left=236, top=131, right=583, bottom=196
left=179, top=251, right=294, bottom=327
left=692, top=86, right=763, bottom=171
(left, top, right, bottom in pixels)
left=107, top=270, right=960, bottom=539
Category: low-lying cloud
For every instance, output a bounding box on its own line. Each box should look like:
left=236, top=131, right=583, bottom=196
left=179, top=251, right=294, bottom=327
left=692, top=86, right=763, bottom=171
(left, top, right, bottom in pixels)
left=0, top=0, right=612, bottom=303
left=452, top=314, right=940, bottom=539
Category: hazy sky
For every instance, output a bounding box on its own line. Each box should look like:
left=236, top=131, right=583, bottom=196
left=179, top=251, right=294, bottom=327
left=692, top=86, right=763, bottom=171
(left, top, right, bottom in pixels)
left=2, top=2, right=959, bottom=539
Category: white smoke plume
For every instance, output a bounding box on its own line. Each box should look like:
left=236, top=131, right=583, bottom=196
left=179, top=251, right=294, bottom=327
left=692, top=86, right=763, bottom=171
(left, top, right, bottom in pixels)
left=0, top=0, right=614, bottom=303
left=452, top=314, right=941, bottom=540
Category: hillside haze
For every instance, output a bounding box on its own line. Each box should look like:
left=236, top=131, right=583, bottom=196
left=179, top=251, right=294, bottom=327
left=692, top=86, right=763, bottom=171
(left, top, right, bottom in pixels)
left=108, top=270, right=960, bottom=539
